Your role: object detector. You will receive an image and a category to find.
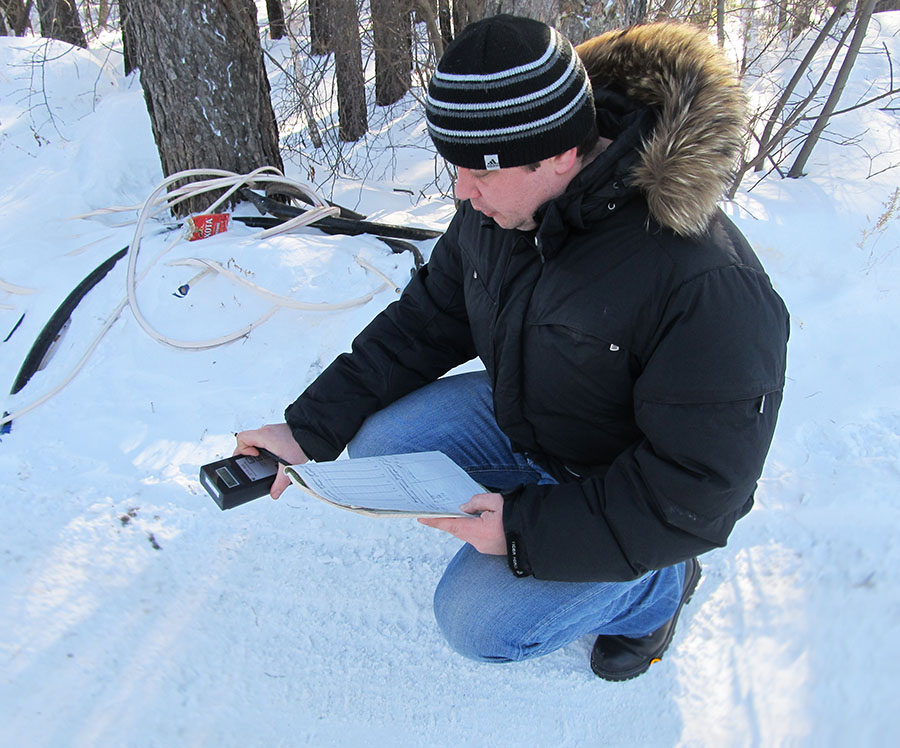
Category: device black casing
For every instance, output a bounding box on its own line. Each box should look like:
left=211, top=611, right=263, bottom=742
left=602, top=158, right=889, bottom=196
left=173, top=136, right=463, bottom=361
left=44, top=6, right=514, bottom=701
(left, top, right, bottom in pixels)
left=199, top=454, right=277, bottom=510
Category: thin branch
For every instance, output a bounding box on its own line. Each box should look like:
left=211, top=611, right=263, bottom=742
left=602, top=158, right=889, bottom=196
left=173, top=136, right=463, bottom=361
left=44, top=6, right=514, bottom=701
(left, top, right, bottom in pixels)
left=796, top=86, right=900, bottom=120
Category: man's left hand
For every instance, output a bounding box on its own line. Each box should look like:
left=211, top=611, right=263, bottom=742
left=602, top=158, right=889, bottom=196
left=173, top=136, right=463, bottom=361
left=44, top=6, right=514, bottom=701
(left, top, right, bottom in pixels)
left=418, top=492, right=506, bottom=555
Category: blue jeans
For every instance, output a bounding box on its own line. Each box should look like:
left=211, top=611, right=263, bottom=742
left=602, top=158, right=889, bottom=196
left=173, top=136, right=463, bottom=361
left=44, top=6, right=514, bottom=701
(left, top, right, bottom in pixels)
left=348, top=371, right=686, bottom=663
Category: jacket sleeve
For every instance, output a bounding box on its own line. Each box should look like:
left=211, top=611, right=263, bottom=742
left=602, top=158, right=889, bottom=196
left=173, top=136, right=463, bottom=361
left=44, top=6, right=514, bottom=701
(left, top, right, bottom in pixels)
left=502, top=264, right=790, bottom=582
left=284, top=218, right=476, bottom=461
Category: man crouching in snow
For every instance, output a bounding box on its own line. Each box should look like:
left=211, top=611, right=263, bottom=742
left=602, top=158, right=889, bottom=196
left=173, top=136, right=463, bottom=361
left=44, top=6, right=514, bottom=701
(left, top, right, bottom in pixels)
left=237, top=15, right=789, bottom=680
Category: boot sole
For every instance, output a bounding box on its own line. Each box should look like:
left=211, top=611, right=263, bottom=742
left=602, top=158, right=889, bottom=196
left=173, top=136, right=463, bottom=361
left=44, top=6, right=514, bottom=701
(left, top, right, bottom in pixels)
left=592, top=558, right=702, bottom=682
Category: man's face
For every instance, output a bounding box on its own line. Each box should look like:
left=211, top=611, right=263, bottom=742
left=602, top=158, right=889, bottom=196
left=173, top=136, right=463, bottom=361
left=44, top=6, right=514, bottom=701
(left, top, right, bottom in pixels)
left=454, top=160, right=565, bottom=231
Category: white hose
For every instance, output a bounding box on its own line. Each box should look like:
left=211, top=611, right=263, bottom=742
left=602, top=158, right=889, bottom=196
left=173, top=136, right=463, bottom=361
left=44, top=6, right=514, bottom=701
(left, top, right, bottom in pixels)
left=123, top=167, right=402, bottom=349
left=168, top=256, right=398, bottom=311
left=2, top=166, right=404, bottom=424
left=0, top=279, right=37, bottom=294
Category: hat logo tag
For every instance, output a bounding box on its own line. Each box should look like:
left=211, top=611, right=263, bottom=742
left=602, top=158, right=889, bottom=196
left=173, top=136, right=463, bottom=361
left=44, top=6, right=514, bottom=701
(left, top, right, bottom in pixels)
left=484, top=154, right=500, bottom=170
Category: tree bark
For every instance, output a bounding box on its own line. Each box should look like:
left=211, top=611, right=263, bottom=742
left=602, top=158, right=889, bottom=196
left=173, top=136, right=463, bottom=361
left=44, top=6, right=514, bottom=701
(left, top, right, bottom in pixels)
left=97, top=0, right=110, bottom=28
left=437, top=0, right=452, bottom=46
left=483, top=0, right=558, bottom=24
left=452, top=0, right=484, bottom=34
left=557, top=1, right=589, bottom=45
left=413, top=0, right=444, bottom=63
left=332, top=0, right=367, bottom=140
left=372, top=0, right=412, bottom=106
left=266, top=0, right=285, bottom=40
left=790, top=0, right=817, bottom=40
left=716, top=0, right=725, bottom=47
left=621, top=0, right=648, bottom=27
left=287, top=12, right=323, bottom=148
left=1, top=0, right=33, bottom=36
left=36, top=0, right=87, bottom=47
left=119, top=0, right=138, bottom=75
left=309, top=0, right=332, bottom=55
left=653, top=0, right=679, bottom=21
left=128, top=0, right=284, bottom=215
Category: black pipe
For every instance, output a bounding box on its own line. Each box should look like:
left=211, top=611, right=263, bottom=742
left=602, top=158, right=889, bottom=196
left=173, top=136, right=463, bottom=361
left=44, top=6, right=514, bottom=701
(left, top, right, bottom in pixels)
left=10, top=247, right=128, bottom=395
left=3, top=312, right=25, bottom=343
left=236, top=189, right=442, bottom=241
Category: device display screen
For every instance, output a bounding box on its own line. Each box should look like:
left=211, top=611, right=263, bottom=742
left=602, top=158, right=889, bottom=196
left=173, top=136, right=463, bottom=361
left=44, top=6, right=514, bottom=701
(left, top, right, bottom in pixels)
left=215, top=465, right=240, bottom=489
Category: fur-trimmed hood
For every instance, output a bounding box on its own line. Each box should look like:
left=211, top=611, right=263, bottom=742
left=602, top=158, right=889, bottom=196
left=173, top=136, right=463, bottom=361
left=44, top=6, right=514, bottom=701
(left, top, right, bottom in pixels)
left=576, top=23, right=747, bottom=237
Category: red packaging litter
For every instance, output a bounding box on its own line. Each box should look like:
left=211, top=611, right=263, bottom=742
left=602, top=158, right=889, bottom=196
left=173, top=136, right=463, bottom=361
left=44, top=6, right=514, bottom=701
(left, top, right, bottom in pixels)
left=186, top=213, right=230, bottom=241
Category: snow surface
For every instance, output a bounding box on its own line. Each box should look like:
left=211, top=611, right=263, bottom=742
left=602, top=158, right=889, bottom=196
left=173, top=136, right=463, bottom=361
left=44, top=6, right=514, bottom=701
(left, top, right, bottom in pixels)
left=1, top=16, right=899, bottom=747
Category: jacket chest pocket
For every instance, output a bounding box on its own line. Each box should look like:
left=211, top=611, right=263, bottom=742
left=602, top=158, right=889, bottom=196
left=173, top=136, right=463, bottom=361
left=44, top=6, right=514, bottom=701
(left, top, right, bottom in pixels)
left=463, top=265, right=499, bottom=370
left=523, top=322, right=638, bottom=424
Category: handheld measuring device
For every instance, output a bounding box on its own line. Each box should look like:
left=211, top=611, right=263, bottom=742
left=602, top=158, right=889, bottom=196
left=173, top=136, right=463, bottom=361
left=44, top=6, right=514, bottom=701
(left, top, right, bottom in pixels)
left=199, top=449, right=284, bottom=510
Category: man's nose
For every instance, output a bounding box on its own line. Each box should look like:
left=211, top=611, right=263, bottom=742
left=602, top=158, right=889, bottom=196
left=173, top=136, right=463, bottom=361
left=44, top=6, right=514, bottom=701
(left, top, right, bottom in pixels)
left=454, top=168, right=479, bottom=201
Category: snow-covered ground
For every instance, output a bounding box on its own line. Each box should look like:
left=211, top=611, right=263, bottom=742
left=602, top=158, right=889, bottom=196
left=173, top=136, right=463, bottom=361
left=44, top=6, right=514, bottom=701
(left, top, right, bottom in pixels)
left=1, top=15, right=899, bottom=747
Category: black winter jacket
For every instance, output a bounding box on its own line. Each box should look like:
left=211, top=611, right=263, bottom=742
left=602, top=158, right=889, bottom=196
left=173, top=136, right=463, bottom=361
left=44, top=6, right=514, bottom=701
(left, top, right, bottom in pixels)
left=285, top=24, right=790, bottom=582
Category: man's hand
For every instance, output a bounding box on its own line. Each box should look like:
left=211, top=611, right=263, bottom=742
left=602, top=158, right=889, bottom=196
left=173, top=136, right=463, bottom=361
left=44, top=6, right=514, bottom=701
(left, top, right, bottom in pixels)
left=418, top=492, right=506, bottom=555
left=234, top=422, right=308, bottom=499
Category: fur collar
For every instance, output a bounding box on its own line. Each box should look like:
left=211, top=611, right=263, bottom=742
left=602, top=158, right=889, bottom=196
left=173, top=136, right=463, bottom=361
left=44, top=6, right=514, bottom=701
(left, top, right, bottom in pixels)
left=577, top=23, right=747, bottom=237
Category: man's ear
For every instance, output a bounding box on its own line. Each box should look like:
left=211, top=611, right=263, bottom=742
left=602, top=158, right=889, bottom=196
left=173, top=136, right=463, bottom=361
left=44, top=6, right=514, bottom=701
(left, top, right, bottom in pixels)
left=548, top=146, right=580, bottom=175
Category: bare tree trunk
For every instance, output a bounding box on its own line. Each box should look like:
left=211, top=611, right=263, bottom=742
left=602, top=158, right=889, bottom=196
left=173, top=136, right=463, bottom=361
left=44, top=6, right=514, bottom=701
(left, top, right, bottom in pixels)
left=287, top=15, right=323, bottom=148
left=788, top=0, right=878, bottom=178
left=309, top=0, right=332, bottom=54
left=589, top=0, right=628, bottom=35
left=558, top=0, right=591, bottom=45
left=654, top=0, right=679, bottom=21
left=119, top=0, right=138, bottom=75
left=128, top=0, right=284, bottom=215
left=1, top=0, right=33, bottom=36
left=414, top=0, right=445, bottom=62
left=266, top=0, right=285, bottom=40
left=332, top=0, right=367, bottom=141
left=728, top=4, right=857, bottom=195
left=437, top=0, right=453, bottom=46
left=372, top=0, right=412, bottom=106
left=791, top=0, right=816, bottom=40
left=36, top=0, right=87, bottom=47
left=738, top=0, right=755, bottom=75
left=0, top=9, right=7, bottom=33
left=484, top=0, right=559, bottom=24
left=622, top=0, right=648, bottom=26
left=716, top=0, right=725, bottom=47
left=753, top=0, right=850, bottom=172
left=452, top=0, right=485, bottom=33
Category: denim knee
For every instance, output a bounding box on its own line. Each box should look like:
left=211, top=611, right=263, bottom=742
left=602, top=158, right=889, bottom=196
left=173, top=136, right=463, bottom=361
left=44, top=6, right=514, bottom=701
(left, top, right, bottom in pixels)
left=347, top=387, right=446, bottom=459
left=433, top=567, right=519, bottom=662
left=432, top=554, right=550, bottom=663
left=431, top=546, right=693, bottom=663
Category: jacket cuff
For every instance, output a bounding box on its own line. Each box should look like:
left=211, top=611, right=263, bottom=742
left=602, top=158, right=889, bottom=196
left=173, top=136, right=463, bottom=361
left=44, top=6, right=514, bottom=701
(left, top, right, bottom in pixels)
left=505, top=531, right=533, bottom=577
left=284, top=404, right=342, bottom=463
left=502, top=487, right=533, bottom=577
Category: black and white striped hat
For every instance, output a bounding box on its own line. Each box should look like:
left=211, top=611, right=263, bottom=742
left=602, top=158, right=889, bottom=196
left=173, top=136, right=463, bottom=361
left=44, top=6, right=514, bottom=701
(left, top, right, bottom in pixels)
left=425, top=14, right=596, bottom=171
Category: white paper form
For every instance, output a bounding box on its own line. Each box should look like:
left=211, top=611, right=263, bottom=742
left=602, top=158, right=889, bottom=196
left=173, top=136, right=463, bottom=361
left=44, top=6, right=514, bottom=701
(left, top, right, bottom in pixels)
left=284, top=451, right=483, bottom=517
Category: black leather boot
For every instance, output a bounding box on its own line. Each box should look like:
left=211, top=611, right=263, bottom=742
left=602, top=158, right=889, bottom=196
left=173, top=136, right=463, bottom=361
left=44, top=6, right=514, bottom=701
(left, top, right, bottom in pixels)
left=590, top=558, right=701, bottom=681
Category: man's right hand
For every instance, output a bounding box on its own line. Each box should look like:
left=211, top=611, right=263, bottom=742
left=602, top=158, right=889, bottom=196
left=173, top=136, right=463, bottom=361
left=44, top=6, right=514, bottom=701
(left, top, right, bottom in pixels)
left=234, top=422, right=308, bottom=499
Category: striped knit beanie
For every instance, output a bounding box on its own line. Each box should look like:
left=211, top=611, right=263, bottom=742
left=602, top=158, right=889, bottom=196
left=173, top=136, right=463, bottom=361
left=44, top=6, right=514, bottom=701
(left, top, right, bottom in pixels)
left=425, top=14, right=596, bottom=170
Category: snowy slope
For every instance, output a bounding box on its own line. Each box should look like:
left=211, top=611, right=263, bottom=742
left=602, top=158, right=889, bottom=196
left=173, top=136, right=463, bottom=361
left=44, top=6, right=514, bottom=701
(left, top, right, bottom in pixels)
left=1, top=16, right=899, bottom=747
